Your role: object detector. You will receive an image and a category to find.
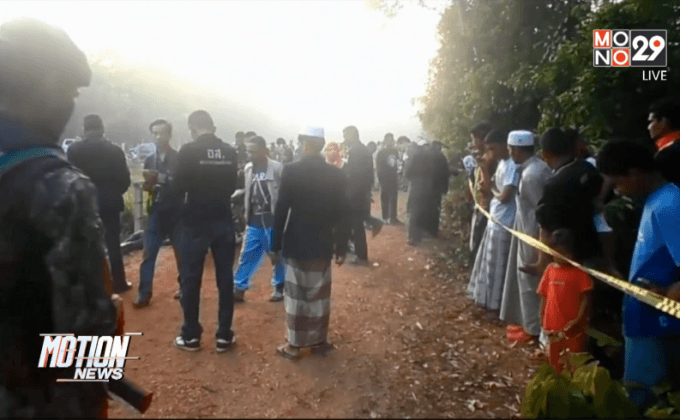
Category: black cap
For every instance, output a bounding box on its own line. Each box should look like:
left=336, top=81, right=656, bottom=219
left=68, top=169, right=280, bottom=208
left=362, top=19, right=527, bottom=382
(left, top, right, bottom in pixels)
left=83, top=114, right=104, bottom=131
left=470, top=121, right=493, bottom=136
left=0, top=18, right=91, bottom=94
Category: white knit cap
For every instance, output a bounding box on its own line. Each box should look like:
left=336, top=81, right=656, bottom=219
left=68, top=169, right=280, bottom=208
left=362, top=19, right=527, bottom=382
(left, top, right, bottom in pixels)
left=299, top=127, right=325, bottom=139
left=507, top=130, right=534, bottom=147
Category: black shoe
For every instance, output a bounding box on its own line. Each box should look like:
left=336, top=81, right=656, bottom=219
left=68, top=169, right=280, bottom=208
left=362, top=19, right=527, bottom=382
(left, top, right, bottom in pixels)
left=234, top=288, right=245, bottom=302
left=174, top=336, right=200, bottom=352
left=113, top=282, right=132, bottom=294
left=216, top=335, right=236, bottom=353
left=371, top=221, right=383, bottom=237
left=132, top=294, right=151, bottom=309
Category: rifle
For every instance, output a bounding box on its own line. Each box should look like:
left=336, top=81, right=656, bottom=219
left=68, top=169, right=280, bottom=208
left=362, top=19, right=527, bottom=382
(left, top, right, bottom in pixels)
left=102, top=258, right=154, bottom=414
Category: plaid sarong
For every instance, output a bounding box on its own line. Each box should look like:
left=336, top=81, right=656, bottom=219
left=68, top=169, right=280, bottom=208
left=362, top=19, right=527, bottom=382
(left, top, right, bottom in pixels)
left=284, top=259, right=332, bottom=347
left=467, top=224, right=513, bottom=311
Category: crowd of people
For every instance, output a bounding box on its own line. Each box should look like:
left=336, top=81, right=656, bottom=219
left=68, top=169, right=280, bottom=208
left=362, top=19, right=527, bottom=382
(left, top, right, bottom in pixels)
left=463, top=99, right=680, bottom=411
left=0, top=18, right=461, bottom=417
left=3, top=17, right=679, bottom=419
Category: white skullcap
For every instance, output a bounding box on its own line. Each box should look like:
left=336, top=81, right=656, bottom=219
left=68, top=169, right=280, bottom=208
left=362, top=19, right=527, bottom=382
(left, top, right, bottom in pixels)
left=507, top=130, right=534, bottom=147
left=417, top=139, right=429, bottom=146
left=299, top=127, right=325, bottom=139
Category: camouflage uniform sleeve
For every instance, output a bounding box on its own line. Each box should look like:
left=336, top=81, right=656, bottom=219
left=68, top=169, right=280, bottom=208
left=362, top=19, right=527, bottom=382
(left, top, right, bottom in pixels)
left=28, top=168, right=117, bottom=336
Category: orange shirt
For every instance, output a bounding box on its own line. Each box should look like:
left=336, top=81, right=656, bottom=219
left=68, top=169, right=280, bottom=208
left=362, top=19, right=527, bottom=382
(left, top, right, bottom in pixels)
left=537, top=263, right=593, bottom=331
left=655, top=131, right=680, bottom=150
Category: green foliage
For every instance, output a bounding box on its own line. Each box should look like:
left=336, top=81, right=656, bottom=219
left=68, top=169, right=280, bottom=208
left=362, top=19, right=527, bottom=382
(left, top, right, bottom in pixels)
left=642, top=386, right=680, bottom=419
left=419, top=0, right=680, bottom=158
left=522, top=353, right=639, bottom=418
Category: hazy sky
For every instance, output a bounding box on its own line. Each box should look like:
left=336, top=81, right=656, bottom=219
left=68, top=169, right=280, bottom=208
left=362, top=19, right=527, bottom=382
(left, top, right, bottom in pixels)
left=1, top=0, right=443, bottom=143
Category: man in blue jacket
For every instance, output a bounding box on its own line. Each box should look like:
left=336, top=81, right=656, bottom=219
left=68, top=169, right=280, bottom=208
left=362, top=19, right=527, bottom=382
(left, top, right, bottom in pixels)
left=133, top=119, right=183, bottom=308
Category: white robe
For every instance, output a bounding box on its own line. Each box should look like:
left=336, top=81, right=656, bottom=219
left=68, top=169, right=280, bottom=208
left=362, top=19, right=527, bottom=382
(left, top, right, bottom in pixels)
left=499, top=156, right=552, bottom=336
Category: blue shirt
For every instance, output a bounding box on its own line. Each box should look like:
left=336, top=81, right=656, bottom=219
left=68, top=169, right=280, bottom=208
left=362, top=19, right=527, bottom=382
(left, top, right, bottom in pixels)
left=488, top=158, right=519, bottom=228
left=625, top=182, right=680, bottom=337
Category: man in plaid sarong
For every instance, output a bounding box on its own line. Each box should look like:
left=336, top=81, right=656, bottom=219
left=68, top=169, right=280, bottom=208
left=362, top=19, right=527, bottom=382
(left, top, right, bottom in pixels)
left=271, top=127, right=350, bottom=359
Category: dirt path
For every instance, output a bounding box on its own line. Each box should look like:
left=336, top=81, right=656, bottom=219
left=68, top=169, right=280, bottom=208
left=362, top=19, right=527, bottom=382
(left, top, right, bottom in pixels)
left=109, top=193, right=540, bottom=419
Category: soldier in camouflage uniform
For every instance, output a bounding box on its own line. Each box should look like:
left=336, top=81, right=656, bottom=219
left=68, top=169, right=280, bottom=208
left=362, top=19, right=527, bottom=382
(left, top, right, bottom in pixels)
left=0, top=18, right=118, bottom=418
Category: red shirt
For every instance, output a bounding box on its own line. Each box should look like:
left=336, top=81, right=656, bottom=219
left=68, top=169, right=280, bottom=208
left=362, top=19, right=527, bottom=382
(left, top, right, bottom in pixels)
left=656, top=131, right=680, bottom=150
left=537, top=263, right=593, bottom=331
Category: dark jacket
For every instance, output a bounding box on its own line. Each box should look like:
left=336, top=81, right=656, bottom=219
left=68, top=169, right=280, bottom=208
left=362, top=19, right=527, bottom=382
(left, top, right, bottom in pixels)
left=656, top=140, right=680, bottom=187
left=67, top=137, right=131, bottom=215
left=343, top=142, right=375, bottom=208
left=375, top=146, right=400, bottom=187
left=173, top=133, right=238, bottom=223
left=405, top=146, right=438, bottom=211
left=143, top=145, right=182, bottom=215
left=272, top=155, right=350, bottom=261
left=431, top=150, right=450, bottom=196
left=536, top=158, right=603, bottom=261
left=0, top=141, right=116, bottom=417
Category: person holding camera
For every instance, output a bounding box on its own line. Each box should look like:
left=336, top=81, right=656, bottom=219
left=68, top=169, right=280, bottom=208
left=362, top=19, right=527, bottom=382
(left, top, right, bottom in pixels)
left=133, top=119, right=183, bottom=308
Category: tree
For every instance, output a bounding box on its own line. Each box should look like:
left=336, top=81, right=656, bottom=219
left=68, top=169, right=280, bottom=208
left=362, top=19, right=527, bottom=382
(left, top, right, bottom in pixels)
left=418, top=0, right=585, bottom=154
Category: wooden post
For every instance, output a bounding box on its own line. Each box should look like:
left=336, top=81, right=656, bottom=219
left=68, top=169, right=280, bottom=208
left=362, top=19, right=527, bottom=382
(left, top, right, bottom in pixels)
left=133, top=181, right=145, bottom=233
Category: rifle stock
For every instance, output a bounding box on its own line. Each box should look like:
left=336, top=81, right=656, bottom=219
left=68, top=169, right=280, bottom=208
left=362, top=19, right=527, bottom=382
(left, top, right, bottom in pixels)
left=101, top=257, right=154, bottom=414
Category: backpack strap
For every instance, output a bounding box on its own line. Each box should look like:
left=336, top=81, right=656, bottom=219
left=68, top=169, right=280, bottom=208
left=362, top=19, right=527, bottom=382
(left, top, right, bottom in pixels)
left=0, top=147, right=71, bottom=182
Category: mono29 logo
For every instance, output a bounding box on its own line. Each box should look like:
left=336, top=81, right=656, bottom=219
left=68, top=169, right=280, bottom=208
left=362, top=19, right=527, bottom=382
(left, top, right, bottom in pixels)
left=593, top=29, right=667, bottom=67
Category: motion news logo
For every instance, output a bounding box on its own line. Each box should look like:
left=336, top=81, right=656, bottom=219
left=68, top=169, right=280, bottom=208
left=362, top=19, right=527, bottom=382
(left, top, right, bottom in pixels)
left=593, top=29, right=667, bottom=67
left=38, top=333, right=141, bottom=382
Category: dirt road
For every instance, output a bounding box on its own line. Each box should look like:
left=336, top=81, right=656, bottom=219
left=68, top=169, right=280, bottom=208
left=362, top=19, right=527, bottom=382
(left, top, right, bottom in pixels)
left=109, top=193, right=539, bottom=419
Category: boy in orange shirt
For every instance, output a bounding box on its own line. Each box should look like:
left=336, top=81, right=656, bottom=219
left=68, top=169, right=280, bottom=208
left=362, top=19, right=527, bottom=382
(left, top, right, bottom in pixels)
left=537, top=229, right=594, bottom=372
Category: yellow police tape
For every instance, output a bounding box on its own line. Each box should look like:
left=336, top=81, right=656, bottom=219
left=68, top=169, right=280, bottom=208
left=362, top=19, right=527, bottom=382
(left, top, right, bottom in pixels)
left=468, top=180, right=680, bottom=320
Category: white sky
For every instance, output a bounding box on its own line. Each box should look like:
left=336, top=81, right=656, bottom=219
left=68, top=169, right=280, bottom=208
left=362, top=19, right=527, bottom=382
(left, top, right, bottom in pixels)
left=1, top=0, right=443, bottom=143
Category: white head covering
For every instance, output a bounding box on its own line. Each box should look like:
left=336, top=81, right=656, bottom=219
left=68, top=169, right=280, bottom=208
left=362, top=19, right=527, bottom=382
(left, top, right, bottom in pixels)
left=507, top=130, right=534, bottom=147
left=299, top=127, right=325, bottom=139
left=417, top=139, right=429, bottom=146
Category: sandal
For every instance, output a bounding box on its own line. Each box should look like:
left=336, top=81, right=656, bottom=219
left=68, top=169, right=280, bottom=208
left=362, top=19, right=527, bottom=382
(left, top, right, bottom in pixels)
left=507, top=324, right=523, bottom=332
left=276, top=344, right=301, bottom=360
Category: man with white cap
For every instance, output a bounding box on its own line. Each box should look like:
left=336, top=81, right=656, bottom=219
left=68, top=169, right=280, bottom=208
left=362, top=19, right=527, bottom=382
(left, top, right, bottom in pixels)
left=271, top=126, right=350, bottom=359
left=499, top=130, right=553, bottom=343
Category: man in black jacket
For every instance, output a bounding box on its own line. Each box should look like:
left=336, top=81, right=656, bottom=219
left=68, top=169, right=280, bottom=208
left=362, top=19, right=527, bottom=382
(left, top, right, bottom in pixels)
left=376, top=133, right=401, bottom=224
left=172, top=110, right=239, bottom=353
left=271, top=126, right=350, bottom=359
left=133, top=119, right=183, bottom=308
left=428, top=140, right=451, bottom=237
left=342, top=125, right=382, bottom=266
left=405, top=140, right=437, bottom=246
left=67, top=114, right=132, bottom=293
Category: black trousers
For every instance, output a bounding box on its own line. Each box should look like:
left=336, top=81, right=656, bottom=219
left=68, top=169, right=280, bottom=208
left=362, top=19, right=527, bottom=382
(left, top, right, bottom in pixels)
left=101, top=212, right=127, bottom=291
left=350, top=208, right=369, bottom=261
left=425, top=194, right=443, bottom=237
left=380, top=183, right=398, bottom=221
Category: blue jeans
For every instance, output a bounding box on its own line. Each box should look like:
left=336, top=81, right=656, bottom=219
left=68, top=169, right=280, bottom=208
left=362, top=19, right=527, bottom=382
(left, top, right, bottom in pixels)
left=624, top=335, right=680, bottom=409
left=177, top=219, right=235, bottom=341
left=138, top=210, right=180, bottom=300
left=234, top=225, right=285, bottom=291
